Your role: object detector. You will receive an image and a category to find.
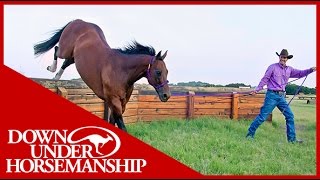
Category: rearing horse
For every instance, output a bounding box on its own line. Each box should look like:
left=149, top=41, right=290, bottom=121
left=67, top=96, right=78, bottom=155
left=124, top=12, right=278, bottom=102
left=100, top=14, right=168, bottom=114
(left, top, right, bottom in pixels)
left=34, top=19, right=171, bottom=131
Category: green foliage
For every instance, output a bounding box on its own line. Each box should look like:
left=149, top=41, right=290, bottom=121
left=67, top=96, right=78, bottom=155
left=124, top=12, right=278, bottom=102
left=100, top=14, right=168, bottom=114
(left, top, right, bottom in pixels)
left=225, top=83, right=250, bottom=88
left=176, top=81, right=212, bottom=87
left=173, top=81, right=251, bottom=88
left=285, top=84, right=316, bottom=95
left=128, top=100, right=316, bottom=175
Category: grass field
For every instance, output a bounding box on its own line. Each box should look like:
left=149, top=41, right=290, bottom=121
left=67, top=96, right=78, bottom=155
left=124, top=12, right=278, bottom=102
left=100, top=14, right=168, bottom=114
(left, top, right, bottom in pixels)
left=127, top=99, right=316, bottom=175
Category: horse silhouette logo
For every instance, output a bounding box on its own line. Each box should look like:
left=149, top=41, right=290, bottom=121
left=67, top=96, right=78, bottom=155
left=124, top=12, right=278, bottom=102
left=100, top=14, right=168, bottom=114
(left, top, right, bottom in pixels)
left=67, top=126, right=121, bottom=158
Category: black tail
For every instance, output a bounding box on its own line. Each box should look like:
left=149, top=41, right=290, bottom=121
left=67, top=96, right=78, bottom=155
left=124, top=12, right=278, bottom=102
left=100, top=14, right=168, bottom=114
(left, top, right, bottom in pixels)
left=33, top=22, right=70, bottom=57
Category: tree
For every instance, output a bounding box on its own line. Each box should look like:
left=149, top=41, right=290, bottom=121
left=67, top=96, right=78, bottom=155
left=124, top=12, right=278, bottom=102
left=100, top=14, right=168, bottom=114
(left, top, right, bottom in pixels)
left=225, top=83, right=250, bottom=88
left=285, top=84, right=298, bottom=95
left=285, top=84, right=315, bottom=95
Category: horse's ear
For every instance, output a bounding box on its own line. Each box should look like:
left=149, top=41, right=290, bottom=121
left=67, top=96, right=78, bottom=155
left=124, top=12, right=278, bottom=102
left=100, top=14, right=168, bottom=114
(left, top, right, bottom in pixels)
left=160, top=50, right=168, bottom=60
left=156, top=51, right=162, bottom=60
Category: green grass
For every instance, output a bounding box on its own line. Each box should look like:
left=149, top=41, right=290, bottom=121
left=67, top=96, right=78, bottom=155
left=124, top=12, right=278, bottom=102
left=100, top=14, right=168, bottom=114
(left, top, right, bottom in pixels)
left=127, top=99, right=316, bottom=175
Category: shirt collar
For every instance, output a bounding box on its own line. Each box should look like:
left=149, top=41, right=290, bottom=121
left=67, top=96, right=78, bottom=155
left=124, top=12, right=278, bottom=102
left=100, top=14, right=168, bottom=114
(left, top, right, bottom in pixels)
left=278, top=62, right=287, bottom=69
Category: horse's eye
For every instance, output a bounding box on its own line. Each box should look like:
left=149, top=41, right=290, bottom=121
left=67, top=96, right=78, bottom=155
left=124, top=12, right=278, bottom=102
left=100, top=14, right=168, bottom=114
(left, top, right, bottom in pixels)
left=156, top=70, right=162, bottom=77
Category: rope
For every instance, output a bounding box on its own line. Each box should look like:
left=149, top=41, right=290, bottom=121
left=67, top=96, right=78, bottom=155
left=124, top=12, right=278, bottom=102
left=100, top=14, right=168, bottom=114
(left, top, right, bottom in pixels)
left=281, top=75, right=308, bottom=114
left=169, top=75, right=310, bottom=105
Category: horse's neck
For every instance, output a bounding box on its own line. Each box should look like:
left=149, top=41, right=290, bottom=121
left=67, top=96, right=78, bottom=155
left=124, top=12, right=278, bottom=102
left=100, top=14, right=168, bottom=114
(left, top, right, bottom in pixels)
left=124, top=55, right=151, bottom=85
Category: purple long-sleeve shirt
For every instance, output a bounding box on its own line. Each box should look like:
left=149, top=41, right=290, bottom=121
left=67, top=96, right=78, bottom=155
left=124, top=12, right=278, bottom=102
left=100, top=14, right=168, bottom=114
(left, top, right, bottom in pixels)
left=255, top=63, right=313, bottom=92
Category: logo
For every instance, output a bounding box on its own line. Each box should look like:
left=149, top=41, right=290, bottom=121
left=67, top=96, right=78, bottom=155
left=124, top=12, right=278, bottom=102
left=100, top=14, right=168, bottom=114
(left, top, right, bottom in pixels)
left=67, top=126, right=121, bottom=158
left=6, top=126, right=147, bottom=173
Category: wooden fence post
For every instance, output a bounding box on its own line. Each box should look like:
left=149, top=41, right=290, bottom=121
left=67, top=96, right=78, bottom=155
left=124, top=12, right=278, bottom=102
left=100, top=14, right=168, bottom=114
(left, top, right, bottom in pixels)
left=57, top=87, right=68, bottom=98
left=231, top=92, right=239, bottom=120
left=187, top=91, right=195, bottom=120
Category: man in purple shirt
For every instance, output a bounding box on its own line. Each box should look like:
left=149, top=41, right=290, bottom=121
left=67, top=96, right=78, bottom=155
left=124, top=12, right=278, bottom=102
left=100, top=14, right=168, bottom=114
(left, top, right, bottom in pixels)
left=246, top=49, right=316, bottom=143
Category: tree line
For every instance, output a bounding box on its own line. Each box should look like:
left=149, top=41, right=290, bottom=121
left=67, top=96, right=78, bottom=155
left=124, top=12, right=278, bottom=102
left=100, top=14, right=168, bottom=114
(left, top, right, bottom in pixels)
left=285, top=84, right=316, bottom=95
left=172, top=81, right=251, bottom=88
left=169, top=81, right=316, bottom=95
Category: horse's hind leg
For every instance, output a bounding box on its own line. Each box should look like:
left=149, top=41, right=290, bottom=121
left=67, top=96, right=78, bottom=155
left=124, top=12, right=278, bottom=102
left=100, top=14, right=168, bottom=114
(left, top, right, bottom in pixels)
left=47, top=46, right=59, bottom=72
left=53, top=58, right=75, bottom=80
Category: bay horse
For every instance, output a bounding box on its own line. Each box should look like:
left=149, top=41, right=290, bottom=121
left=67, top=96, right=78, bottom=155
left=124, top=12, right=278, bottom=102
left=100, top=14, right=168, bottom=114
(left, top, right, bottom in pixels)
left=34, top=19, right=171, bottom=132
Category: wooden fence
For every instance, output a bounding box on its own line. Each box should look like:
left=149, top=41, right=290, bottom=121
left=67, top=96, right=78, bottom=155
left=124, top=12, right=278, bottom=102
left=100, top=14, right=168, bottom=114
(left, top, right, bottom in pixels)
left=48, top=87, right=272, bottom=124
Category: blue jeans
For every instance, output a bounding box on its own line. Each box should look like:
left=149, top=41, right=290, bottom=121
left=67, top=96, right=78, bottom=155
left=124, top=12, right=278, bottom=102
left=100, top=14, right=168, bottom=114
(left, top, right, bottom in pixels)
left=246, top=90, right=296, bottom=142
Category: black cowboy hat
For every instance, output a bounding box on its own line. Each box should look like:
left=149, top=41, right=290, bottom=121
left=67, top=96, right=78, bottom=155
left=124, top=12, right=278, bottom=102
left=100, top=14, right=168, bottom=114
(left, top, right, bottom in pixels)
left=276, top=49, right=293, bottom=59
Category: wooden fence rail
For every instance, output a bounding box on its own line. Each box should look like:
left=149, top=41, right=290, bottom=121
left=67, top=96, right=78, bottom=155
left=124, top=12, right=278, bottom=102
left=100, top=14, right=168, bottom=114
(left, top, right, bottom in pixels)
left=49, top=87, right=272, bottom=124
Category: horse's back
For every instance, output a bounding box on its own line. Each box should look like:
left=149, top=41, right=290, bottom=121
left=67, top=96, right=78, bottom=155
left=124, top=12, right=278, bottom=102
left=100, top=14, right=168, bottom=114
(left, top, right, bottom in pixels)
left=58, top=19, right=109, bottom=59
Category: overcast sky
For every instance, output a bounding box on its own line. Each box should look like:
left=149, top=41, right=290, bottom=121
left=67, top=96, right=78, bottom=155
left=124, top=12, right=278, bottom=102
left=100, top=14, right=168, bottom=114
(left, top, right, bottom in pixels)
left=4, top=5, right=317, bottom=88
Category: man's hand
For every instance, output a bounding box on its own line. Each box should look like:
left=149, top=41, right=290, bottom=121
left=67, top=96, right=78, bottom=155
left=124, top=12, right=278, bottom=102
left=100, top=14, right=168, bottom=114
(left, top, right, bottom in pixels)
left=249, top=90, right=257, bottom=96
left=311, top=67, right=316, bottom=72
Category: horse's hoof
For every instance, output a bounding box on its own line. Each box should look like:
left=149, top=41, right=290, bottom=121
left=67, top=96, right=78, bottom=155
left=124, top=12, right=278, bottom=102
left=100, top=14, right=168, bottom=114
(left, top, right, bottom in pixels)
left=53, top=74, right=61, bottom=80
left=47, top=66, right=56, bottom=72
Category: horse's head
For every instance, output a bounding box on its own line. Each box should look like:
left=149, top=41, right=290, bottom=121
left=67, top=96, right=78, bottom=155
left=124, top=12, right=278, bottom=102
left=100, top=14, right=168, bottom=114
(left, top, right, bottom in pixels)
left=146, top=51, right=171, bottom=102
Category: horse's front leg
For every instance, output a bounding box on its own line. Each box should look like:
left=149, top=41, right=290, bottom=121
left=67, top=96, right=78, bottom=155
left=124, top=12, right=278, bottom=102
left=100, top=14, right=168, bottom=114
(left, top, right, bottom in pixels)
left=123, top=86, right=133, bottom=114
left=113, top=113, right=126, bottom=132
left=110, top=98, right=127, bottom=132
left=104, top=101, right=116, bottom=125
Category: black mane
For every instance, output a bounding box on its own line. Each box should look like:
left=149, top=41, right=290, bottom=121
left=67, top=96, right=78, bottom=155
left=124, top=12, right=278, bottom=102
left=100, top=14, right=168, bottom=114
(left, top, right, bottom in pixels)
left=116, top=41, right=156, bottom=56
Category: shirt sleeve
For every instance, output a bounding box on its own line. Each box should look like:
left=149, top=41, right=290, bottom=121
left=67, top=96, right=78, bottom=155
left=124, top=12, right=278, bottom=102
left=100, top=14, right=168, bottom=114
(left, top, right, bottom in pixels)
left=255, top=65, right=274, bottom=92
left=290, top=67, right=313, bottom=78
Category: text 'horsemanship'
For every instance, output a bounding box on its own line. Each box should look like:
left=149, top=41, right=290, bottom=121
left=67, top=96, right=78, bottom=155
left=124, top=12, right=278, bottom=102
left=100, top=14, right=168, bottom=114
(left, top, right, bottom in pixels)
left=6, top=126, right=147, bottom=173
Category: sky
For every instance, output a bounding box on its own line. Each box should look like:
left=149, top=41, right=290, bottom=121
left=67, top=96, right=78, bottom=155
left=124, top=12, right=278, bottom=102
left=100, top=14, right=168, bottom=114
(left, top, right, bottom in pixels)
left=4, top=5, right=317, bottom=88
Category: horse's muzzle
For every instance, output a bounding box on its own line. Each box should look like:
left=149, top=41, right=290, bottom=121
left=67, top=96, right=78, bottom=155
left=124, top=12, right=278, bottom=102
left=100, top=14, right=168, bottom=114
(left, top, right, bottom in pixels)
left=159, top=92, right=171, bottom=102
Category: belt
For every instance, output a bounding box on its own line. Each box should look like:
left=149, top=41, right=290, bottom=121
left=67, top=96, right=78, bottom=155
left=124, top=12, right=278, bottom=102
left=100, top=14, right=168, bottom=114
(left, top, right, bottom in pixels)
left=268, top=90, right=286, bottom=94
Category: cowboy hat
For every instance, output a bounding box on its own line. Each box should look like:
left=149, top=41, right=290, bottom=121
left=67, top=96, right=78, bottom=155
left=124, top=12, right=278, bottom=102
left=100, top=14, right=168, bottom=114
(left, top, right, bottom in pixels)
left=276, top=49, right=293, bottom=59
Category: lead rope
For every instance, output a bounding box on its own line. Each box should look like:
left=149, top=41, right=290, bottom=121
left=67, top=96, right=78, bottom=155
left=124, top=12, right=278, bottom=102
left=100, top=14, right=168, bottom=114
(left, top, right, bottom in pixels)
left=281, top=75, right=308, bottom=114
left=170, top=75, right=311, bottom=106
